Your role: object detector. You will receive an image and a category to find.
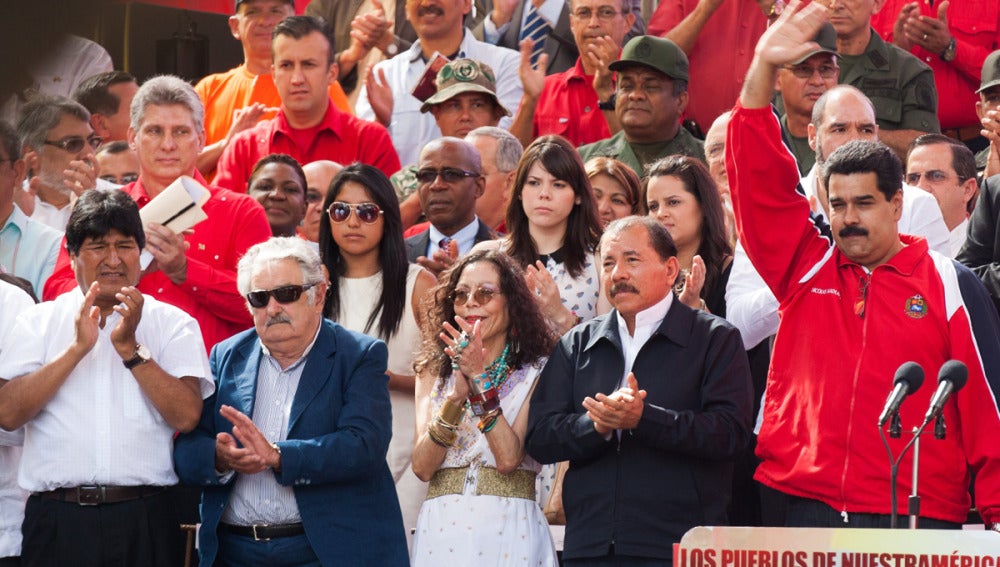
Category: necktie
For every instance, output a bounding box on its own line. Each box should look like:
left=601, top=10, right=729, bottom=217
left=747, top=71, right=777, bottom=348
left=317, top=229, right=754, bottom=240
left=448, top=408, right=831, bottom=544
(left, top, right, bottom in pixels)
left=519, top=4, right=550, bottom=67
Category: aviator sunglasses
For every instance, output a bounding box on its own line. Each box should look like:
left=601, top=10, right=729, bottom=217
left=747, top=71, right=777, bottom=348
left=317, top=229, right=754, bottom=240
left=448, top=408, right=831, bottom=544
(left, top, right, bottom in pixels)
left=245, top=283, right=320, bottom=308
left=327, top=201, right=384, bottom=224
left=44, top=134, right=103, bottom=153
left=451, top=286, right=503, bottom=307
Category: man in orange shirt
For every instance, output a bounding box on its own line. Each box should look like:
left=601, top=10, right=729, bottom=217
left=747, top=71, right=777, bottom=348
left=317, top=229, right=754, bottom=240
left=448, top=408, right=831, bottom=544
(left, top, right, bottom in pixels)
left=195, top=0, right=352, bottom=178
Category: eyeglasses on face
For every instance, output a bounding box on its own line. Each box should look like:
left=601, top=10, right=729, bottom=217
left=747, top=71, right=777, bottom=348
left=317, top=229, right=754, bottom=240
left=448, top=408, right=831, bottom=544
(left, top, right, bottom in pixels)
left=43, top=134, right=103, bottom=154
left=451, top=285, right=502, bottom=307
left=415, top=167, right=480, bottom=184
left=327, top=201, right=384, bottom=224
left=783, top=64, right=838, bottom=79
left=245, top=283, right=319, bottom=308
left=570, top=6, right=625, bottom=20
left=99, top=173, right=139, bottom=185
left=905, top=170, right=964, bottom=185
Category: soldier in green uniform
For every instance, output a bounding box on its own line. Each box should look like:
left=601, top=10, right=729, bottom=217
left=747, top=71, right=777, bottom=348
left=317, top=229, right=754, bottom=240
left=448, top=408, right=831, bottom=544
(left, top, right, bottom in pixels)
left=578, top=35, right=704, bottom=179
left=826, top=0, right=939, bottom=158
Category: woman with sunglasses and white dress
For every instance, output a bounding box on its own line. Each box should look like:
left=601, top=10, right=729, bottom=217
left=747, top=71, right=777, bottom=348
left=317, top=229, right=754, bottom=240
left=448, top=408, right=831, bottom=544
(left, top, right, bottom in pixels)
left=411, top=249, right=558, bottom=566
left=317, top=163, right=436, bottom=548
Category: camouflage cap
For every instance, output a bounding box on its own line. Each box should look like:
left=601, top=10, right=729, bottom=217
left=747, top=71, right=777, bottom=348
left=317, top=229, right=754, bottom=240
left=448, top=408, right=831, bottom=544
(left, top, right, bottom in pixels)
left=978, top=50, right=1000, bottom=93
left=419, top=58, right=511, bottom=116
left=609, top=36, right=689, bottom=82
left=790, top=22, right=839, bottom=65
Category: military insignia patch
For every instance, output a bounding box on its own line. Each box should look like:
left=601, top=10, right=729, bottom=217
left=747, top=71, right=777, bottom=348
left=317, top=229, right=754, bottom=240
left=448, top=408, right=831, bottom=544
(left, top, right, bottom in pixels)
left=905, top=294, right=927, bottom=319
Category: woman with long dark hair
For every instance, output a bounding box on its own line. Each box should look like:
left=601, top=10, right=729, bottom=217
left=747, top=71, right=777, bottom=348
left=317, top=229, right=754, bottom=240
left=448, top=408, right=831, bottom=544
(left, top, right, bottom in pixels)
left=317, top=163, right=436, bottom=544
left=584, top=156, right=642, bottom=228
left=644, top=155, right=733, bottom=315
left=411, top=250, right=558, bottom=566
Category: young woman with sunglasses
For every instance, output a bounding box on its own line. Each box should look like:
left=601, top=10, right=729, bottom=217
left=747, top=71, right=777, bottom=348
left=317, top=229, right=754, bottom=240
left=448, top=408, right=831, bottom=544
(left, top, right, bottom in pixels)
left=317, top=163, right=436, bottom=545
left=475, top=135, right=606, bottom=336
left=411, top=250, right=558, bottom=566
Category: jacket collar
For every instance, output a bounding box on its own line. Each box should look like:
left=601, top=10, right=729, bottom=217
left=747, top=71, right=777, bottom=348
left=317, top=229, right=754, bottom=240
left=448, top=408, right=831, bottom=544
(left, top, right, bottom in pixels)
left=836, top=233, right=929, bottom=277
left=584, top=297, right=694, bottom=354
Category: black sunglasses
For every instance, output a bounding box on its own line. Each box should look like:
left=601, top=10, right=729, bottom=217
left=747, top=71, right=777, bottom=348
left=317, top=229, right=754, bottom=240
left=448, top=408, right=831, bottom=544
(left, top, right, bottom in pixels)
left=245, top=283, right=319, bottom=308
left=452, top=286, right=502, bottom=307
left=415, top=167, right=480, bottom=184
left=327, top=201, right=383, bottom=224
left=44, top=134, right=103, bottom=154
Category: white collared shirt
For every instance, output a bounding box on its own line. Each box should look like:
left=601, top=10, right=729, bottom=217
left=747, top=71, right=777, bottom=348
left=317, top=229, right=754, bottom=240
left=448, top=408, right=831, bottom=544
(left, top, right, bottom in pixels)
left=615, top=292, right=674, bottom=390
left=427, top=216, right=481, bottom=258
left=0, top=282, right=34, bottom=558
left=221, top=323, right=321, bottom=525
left=481, top=0, right=562, bottom=43
left=355, top=31, right=523, bottom=166
left=948, top=217, right=968, bottom=258
left=0, top=288, right=214, bottom=493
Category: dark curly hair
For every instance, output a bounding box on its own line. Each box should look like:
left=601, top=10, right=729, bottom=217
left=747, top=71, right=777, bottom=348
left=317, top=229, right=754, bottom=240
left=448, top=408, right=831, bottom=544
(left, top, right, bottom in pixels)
left=415, top=249, right=557, bottom=382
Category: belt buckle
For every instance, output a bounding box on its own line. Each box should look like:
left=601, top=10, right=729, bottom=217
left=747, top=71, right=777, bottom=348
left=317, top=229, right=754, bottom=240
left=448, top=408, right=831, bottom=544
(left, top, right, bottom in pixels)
left=77, top=485, right=105, bottom=506
left=251, top=524, right=270, bottom=542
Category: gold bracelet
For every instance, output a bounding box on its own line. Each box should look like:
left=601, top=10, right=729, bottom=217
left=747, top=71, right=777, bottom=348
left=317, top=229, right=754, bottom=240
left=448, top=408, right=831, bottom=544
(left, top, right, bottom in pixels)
left=440, top=398, right=466, bottom=426
left=427, top=420, right=457, bottom=447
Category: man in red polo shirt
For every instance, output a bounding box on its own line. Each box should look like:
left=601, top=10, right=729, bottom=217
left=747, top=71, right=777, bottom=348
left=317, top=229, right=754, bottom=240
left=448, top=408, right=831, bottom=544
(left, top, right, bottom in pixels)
left=43, top=75, right=271, bottom=352
left=214, top=15, right=400, bottom=193
left=509, top=0, right=634, bottom=148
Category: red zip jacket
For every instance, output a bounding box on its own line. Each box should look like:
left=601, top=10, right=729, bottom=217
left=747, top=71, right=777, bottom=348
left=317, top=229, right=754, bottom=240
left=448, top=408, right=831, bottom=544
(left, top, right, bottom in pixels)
left=727, top=103, right=1000, bottom=525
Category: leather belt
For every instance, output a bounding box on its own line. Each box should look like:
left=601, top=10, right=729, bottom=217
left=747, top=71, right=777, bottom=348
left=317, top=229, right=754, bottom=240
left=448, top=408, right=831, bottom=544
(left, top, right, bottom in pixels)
left=220, top=522, right=305, bottom=541
left=943, top=125, right=983, bottom=142
left=38, top=485, right=166, bottom=506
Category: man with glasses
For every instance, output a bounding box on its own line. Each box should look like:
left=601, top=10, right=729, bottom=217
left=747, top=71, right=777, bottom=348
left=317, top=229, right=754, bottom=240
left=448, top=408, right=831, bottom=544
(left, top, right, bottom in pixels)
left=527, top=215, right=752, bottom=565
left=15, top=95, right=115, bottom=230
left=578, top=36, right=704, bottom=178
left=0, top=188, right=213, bottom=567
left=404, top=137, right=492, bottom=276
left=775, top=22, right=839, bottom=175
left=42, top=76, right=272, bottom=354
left=95, top=140, right=140, bottom=187
left=175, top=236, right=408, bottom=566
left=0, top=119, right=61, bottom=297
left=509, top=0, right=636, bottom=148
left=906, top=134, right=978, bottom=256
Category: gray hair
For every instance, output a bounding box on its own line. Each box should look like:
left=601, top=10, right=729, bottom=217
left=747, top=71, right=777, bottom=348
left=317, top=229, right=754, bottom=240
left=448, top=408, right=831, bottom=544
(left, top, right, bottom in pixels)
left=130, top=75, right=204, bottom=133
left=16, top=95, right=91, bottom=151
left=237, top=237, right=326, bottom=309
left=467, top=126, right=523, bottom=173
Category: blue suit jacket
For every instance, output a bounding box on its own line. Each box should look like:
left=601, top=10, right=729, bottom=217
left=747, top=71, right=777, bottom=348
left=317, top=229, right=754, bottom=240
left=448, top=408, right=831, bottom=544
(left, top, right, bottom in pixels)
left=174, top=319, right=408, bottom=566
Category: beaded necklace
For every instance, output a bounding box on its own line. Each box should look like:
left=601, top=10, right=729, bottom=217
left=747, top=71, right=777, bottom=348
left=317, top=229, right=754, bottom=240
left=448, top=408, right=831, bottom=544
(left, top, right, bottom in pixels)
left=478, top=343, right=512, bottom=390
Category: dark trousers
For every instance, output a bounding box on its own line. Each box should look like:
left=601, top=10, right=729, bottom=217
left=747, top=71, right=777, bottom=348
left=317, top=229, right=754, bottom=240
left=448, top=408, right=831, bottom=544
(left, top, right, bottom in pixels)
left=784, top=495, right=962, bottom=529
left=216, top=532, right=319, bottom=567
left=0, top=557, right=20, bottom=567
left=564, top=555, right=669, bottom=567
left=21, top=490, right=181, bottom=567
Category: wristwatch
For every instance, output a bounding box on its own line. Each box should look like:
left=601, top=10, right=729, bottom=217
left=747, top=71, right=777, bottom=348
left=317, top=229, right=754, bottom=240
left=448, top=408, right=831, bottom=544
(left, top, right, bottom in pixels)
left=123, top=344, right=151, bottom=370
left=598, top=94, right=617, bottom=111
left=941, top=37, right=957, bottom=62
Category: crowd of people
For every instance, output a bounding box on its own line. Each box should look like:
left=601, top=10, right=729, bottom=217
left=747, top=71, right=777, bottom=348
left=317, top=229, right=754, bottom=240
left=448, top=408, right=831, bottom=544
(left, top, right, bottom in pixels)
left=2, top=0, right=1000, bottom=565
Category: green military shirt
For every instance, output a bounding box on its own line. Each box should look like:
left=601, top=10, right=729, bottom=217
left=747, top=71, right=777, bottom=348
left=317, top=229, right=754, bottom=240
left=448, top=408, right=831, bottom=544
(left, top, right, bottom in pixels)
left=837, top=29, right=940, bottom=133
left=780, top=114, right=815, bottom=176
left=577, top=126, right=705, bottom=179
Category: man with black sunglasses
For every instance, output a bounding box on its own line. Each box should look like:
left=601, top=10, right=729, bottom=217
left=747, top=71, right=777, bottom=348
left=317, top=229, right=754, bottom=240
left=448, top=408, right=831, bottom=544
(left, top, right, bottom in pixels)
left=15, top=95, right=117, bottom=231
left=404, top=137, right=494, bottom=277
left=175, top=237, right=408, bottom=566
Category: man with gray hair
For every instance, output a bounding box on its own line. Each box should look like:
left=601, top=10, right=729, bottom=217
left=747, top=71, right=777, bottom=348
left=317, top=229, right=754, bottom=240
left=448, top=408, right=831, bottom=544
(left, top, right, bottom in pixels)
left=42, top=75, right=271, bottom=352
left=16, top=95, right=115, bottom=229
left=175, top=236, right=408, bottom=566
left=467, top=126, right=521, bottom=232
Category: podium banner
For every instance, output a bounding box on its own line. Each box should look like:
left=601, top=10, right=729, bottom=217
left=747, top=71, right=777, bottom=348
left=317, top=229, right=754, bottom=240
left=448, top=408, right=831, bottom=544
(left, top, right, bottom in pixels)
left=675, top=527, right=1000, bottom=567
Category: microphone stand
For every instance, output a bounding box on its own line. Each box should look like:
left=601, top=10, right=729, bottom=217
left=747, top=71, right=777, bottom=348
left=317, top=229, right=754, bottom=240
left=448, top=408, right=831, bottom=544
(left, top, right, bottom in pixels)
left=882, top=413, right=940, bottom=529
left=908, top=428, right=920, bottom=529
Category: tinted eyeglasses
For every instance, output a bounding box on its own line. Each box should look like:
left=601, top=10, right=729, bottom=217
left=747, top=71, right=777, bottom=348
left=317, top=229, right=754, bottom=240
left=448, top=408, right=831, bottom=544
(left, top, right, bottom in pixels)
left=452, top=286, right=502, bottom=307
left=905, top=170, right=966, bottom=185
left=99, top=173, right=139, bottom=185
left=783, top=64, right=838, bottom=80
left=327, top=201, right=384, bottom=224
left=245, top=283, right=319, bottom=308
left=415, top=167, right=480, bottom=184
left=44, top=134, right=103, bottom=154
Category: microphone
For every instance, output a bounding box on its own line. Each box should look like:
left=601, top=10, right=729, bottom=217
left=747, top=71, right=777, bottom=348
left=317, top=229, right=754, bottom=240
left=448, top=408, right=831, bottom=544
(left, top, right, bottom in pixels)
left=878, top=362, right=925, bottom=427
left=923, top=360, right=969, bottom=424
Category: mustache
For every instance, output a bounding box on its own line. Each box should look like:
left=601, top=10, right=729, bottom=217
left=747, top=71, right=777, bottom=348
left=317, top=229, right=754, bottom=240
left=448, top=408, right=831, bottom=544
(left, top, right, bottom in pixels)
left=839, top=226, right=869, bottom=238
left=417, top=4, right=444, bottom=16
left=610, top=283, right=639, bottom=297
left=265, top=314, right=292, bottom=327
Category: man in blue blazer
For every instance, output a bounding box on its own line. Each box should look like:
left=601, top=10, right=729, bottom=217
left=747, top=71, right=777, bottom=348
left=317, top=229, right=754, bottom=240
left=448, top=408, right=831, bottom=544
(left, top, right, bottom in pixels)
left=174, top=237, right=408, bottom=566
